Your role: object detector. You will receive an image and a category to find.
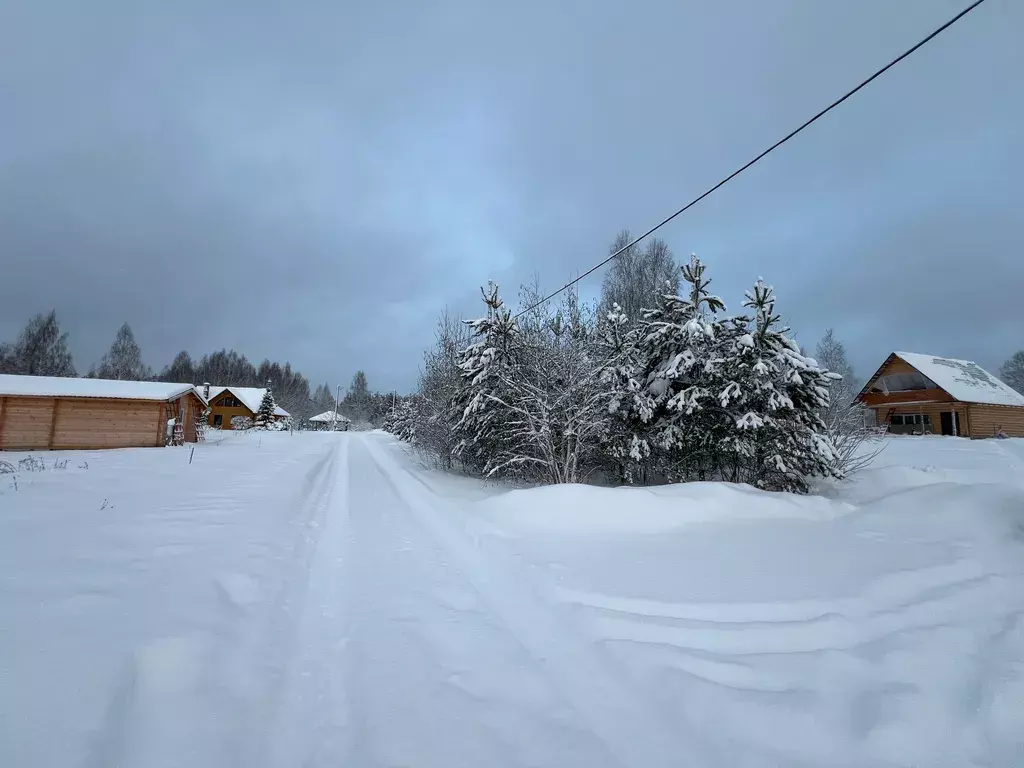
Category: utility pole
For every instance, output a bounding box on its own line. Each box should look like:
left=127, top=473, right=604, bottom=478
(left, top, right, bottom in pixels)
left=392, top=390, right=396, bottom=415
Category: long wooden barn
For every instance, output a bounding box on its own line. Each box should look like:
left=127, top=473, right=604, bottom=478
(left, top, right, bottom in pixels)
left=0, top=375, right=207, bottom=451
left=855, top=352, right=1024, bottom=438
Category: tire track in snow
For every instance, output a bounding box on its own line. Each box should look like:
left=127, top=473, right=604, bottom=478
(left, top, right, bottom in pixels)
left=358, top=434, right=707, bottom=768
left=256, top=436, right=354, bottom=768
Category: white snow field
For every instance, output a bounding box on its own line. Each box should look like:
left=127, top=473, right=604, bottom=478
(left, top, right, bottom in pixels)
left=1, top=432, right=1023, bottom=767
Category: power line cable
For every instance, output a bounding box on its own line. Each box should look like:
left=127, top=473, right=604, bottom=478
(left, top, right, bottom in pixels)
left=513, top=0, right=988, bottom=319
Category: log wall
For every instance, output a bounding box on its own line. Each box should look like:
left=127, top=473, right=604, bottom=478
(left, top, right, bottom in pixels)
left=966, top=404, right=1024, bottom=439
left=0, top=396, right=168, bottom=450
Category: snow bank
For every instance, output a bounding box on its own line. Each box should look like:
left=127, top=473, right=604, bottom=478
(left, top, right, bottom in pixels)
left=462, top=438, right=1024, bottom=765
left=477, top=481, right=850, bottom=535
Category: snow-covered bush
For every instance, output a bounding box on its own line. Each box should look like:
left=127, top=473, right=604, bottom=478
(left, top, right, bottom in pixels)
left=230, top=415, right=253, bottom=431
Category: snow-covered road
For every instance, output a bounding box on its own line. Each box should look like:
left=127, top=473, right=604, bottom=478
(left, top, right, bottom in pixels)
left=248, top=435, right=687, bottom=768
left=3, top=431, right=1023, bottom=767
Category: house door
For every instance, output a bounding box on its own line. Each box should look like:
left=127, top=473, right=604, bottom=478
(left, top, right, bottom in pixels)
left=940, top=411, right=959, bottom=436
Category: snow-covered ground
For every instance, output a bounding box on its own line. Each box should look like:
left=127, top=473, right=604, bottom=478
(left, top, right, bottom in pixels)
left=1, top=432, right=1022, bottom=767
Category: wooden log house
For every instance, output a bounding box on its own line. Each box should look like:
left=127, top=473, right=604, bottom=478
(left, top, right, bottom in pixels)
left=202, top=384, right=290, bottom=429
left=855, top=352, right=1024, bottom=438
left=0, top=375, right=208, bottom=451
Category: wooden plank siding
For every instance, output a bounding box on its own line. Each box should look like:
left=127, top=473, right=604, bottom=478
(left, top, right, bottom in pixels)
left=0, top=398, right=55, bottom=449
left=966, top=404, right=1024, bottom=439
left=0, top=396, right=202, bottom=451
left=52, top=399, right=164, bottom=449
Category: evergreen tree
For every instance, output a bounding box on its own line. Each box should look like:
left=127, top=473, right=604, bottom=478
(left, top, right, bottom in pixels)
left=596, top=302, right=650, bottom=482
left=632, top=254, right=728, bottom=481
left=451, top=282, right=522, bottom=476
left=254, top=388, right=277, bottom=429
left=999, top=351, right=1024, bottom=394
left=96, top=323, right=151, bottom=380
left=728, top=280, right=839, bottom=492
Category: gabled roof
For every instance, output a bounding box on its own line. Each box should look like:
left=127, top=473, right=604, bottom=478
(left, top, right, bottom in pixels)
left=859, top=352, right=1024, bottom=407
left=308, top=409, right=350, bottom=423
left=207, top=386, right=290, bottom=417
left=0, top=374, right=205, bottom=403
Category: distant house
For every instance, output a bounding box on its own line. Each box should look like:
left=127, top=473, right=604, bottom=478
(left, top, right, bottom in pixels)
left=202, top=384, right=290, bottom=429
left=307, top=410, right=350, bottom=431
left=855, top=352, right=1024, bottom=438
left=0, top=374, right=207, bottom=450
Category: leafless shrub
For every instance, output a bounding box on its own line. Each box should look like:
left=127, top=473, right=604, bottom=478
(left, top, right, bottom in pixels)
left=824, top=405, right=886, bottom=476
left=18, top=456, right=46, bottom=472
left=0, top=460, right=15, bottom=474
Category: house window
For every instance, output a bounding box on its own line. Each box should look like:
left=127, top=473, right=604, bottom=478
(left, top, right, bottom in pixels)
left=213, top=414, right=223, bottom=426
left=891, top=413, right=930, bottom=427
left=218, top=396, right=241, bottom=408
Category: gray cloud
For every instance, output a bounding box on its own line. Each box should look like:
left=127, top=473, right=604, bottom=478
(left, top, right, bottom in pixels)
left=2, top=0, right=1020, bottom=391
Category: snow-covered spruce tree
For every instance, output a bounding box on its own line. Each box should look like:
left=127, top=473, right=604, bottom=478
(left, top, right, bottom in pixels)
left=727, top=280, right=840, bottom=492
left=385, top=396, right=420, bottom=443
left=999, top=350, right=1024, bottom=394
left=595, top=302, right=650, bottom=483
left=254, top=389, right=278, bottom=430
left=631, top=254, right=730, bottom=482
left=450, top=282, right=523, bottom=477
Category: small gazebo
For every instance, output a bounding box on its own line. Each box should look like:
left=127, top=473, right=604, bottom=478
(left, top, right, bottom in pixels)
left=307, top=410, right=351, bottom=431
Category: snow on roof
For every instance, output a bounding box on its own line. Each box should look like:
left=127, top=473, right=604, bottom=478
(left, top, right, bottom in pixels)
left=308, top=409, right=351, bottom=423
left=206, top=386, right=291, bottom=417
left=894, top=352, right=1024, bottom=407
left=0, top=374, right=202, bottom=402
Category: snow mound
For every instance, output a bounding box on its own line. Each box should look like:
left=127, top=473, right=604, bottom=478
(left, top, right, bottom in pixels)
left=470, top=471, right=1024, bottom=766
left=476, top=481, right=851, bottom=535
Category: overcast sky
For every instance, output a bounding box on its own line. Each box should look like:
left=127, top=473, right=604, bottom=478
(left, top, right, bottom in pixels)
left=1, top=0, right=1020, bottom=392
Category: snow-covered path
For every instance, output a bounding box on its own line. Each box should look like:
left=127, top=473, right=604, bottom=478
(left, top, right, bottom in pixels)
left=260, top=435, right=687, bottom=768
left=3, top=431, right=1024, bottom=767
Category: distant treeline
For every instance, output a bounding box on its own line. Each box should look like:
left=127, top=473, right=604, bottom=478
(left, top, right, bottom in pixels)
left=0, top=312, right=393, bottom=423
